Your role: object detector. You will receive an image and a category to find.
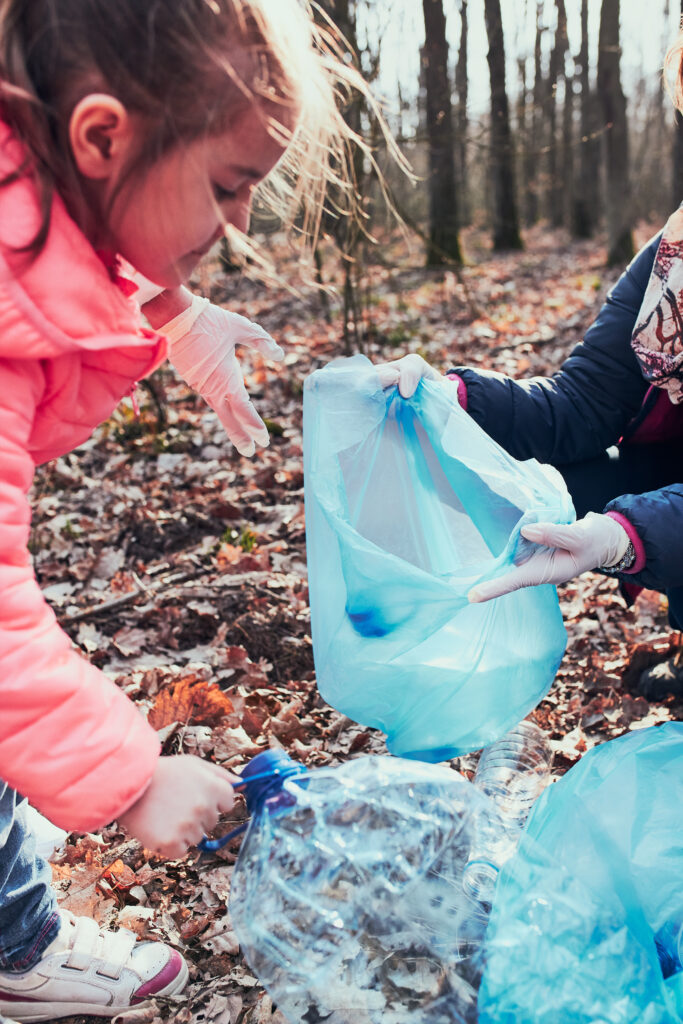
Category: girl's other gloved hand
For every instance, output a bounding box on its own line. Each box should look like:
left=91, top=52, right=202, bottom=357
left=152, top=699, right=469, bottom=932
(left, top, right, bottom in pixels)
left=375, top=353, right=442, bottom=397
left=468, top=512, right=631, bottom=603
left=165, top=295, right=284, bottom=456
left=118, top=755, right=238, bottom=859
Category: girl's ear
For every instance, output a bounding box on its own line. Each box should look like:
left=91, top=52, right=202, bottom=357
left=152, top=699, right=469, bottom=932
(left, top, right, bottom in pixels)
left=69, top=94, right=137, bottom=181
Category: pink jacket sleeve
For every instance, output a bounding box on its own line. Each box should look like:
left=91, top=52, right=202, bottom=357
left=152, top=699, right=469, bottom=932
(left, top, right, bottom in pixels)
left=0, top=360, right=160, bottom=831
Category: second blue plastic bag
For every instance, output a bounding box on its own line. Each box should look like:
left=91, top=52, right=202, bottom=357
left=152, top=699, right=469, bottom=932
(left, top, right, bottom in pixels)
left=303, top=356, right=574, bottom=760
left=479, top=723, right=683, bottom=1023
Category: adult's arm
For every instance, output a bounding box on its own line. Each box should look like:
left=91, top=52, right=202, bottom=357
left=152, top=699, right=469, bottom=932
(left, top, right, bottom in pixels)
left=453, top=233, right=661, bottom=464
left=0, top=360, right=160, bottom=831
left=605, top=486, right=683, bottom=591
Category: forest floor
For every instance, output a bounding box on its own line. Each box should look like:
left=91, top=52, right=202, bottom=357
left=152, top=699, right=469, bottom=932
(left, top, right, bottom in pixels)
left=32, top=221, right=681, bottom=1024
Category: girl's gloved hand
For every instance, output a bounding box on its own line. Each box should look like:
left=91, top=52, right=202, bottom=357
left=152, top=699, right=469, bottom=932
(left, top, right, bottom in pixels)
left=376, top=353, right=442, bottom=397
left=165, top=295, right=284, bottom=456
left=468, top=512, right=631, bottom=603
left=118, top=755, right=238, bottom=859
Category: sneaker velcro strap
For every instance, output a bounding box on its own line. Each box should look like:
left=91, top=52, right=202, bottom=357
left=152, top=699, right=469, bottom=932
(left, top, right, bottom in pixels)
left=67, top=917, right=136, bottom=979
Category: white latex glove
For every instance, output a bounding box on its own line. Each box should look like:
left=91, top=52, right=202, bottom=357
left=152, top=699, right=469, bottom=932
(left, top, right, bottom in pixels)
left=376, top=353, right=442, bottom=397
left=468, top=512, right=631, bottom=603
left=165, top=294, right=284, bottom=456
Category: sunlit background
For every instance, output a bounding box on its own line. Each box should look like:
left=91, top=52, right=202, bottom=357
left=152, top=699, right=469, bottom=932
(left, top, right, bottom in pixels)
left=357, top=0, right=680, bottom=124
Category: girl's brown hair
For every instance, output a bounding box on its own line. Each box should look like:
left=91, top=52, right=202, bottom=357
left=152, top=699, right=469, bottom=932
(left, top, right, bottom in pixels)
left=0, top=0, right=398, bottom=269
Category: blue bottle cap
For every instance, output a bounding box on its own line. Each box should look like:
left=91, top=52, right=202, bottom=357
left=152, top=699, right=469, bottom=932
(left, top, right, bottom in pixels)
left=240, top=749, right=307, bottom=816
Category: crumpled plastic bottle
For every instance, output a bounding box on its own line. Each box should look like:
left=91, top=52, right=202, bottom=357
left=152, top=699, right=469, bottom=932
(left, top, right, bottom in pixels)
left=229, top=749, right=500, bottom=1024
left=464, top=721, right=554, bottom=904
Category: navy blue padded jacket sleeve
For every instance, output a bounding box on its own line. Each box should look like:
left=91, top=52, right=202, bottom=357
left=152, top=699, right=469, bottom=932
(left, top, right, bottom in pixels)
left=605, top=487, right=683, bottom=591
left=453, top=232, right=661, bottom=464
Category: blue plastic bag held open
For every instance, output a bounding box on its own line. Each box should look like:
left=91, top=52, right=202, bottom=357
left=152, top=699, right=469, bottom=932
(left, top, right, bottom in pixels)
left=303, top=356, right=574, bottom=760
left=479, top=723, right=683, bottom=1023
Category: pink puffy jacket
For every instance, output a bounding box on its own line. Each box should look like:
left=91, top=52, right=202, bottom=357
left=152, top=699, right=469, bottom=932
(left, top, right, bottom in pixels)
left=0, top=123, right=166, bottom=831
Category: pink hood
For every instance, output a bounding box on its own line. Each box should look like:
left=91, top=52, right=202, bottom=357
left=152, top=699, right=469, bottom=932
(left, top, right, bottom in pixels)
left=0, top=123, right=165, bottom=830
left=0, top=122, right=161, bottom=359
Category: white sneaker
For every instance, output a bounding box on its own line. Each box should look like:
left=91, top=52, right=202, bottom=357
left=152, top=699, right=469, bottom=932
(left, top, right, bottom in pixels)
left=0, top=910, right=188, bottom=1021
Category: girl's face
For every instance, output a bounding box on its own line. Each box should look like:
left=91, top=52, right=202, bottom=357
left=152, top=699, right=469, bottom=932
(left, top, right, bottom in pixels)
left=107, top=106, right=290, bottom=287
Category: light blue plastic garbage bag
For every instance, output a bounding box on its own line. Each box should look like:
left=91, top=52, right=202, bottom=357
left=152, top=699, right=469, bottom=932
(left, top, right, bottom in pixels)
left=479, top=722, right=683, bottom=1024
left=303, top=356, right=574, bottom=760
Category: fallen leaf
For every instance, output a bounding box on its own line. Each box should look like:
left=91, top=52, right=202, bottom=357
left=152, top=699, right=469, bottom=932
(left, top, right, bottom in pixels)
left=148, top=675, right=234, bottom=730
left=200, top=993, right=243, bottom=1024
left=117, top=905, right=157, bottom=937
left=112, top=1007, right=164, bottom=1024
left=112, top=626, right=148, bottom=657
left=101, top=858, right=138, bottom=891
left=221, top=646, right=271, bottom=687
left=76, top=621, right=102, bottom=653
left=212, top=725, right=263, bottom=762
left=202, top=916, right=240, bottom=956
left=52, top=861, right=115, bottom=922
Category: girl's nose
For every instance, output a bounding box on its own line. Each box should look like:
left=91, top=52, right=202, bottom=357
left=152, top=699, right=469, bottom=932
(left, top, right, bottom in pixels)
left=230, top=197, right=252, bottom=235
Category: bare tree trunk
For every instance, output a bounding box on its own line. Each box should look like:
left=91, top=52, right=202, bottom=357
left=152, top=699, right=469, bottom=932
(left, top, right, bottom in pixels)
left=396, top=79, right=405, bottom=141
left=455, top=0, right=469, bottom=226
left=520, top=57, right=532, bottom=219
left=547, top=0, right=568, bottom=226
left=526, top=1, right=544, bottom=225
left=517, top=54, right=532, bottom=225
left=422, top=0, right=462, bottom=264
left=313, top=247, right=331, bottom=324
left=317, top=0, right=366, bottom=350
left=484, top=0, right=523, bottom=250
left=561, top=72, right=574, bottom=229
left=515, top=1, right=532, bottom=225
left=597, top=0, right=634, bottom=265
left=573, top=0, right=600, bottom=237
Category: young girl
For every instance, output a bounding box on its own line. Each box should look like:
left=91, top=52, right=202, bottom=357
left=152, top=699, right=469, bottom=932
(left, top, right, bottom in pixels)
left=0, top=1, right=370, bottom=1020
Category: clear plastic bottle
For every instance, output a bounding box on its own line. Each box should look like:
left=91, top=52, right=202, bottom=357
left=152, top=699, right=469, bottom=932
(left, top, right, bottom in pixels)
left=463, top=720, right=553, bottom=905
left=229, top=749, right=501, bottom=1024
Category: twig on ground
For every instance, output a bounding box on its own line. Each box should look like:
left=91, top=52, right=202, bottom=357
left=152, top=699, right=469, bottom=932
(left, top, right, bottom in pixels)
left=57, top=569, right=271, bottom=624
left=487, top=333, right=558, bottom=356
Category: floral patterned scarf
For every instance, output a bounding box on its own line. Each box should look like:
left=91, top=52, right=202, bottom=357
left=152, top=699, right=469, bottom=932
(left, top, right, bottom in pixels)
left=631, top=206, right=683, bottom=403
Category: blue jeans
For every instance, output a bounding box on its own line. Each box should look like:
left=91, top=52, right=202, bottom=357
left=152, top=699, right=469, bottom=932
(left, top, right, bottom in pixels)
left=0, top=784, right=59, bottom=971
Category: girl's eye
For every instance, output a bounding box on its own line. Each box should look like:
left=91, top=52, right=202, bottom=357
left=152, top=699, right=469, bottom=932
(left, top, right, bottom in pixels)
left=213, top=183, right=238, bottom=202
